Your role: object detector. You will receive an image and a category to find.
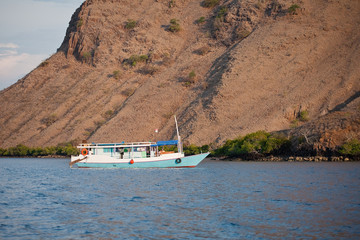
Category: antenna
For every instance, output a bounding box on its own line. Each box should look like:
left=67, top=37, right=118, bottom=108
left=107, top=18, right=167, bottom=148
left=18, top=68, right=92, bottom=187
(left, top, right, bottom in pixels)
left=174, top=115, right=182, bottom=154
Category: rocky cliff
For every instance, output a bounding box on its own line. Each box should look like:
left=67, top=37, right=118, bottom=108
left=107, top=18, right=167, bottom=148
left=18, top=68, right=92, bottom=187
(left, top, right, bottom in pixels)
left=0, top=0, right=359, bottom=150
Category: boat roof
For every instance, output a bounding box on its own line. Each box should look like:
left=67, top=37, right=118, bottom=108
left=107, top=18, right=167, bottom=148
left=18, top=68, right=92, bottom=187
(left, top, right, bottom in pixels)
left=78, top=140, right=178, bottom=149
left=151, top=140, right=178, bottom=146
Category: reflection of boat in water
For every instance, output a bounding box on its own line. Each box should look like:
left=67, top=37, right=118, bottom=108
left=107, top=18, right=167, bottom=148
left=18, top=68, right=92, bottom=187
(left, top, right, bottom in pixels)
left=69, top=116, right=209, bottom=168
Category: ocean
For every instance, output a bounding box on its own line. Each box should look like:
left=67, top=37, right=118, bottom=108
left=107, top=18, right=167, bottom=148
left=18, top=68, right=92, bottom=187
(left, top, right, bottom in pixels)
left=0, top=158, right=359, bottom=239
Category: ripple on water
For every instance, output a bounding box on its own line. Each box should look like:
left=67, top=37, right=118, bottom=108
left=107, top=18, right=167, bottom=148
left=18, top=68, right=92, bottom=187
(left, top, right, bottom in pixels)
left=0, top=159, right=359, bottom=239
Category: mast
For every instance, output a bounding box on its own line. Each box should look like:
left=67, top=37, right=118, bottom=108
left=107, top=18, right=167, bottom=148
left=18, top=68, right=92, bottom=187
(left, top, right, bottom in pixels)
left=174, top=115, right=183, bottom=154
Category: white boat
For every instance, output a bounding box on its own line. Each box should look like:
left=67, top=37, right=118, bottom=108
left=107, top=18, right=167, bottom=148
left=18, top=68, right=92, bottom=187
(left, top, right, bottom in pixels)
left=69, top=116, right=209, bottom=168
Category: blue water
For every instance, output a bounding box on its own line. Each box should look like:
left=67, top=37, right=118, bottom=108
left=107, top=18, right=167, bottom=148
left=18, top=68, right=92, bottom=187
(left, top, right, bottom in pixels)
left=0, top=158, right=359, bottom=239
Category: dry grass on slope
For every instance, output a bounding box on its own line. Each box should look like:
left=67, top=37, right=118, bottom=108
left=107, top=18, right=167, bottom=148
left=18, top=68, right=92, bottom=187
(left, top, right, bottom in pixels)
left=0, top=0, right=359, bottom=149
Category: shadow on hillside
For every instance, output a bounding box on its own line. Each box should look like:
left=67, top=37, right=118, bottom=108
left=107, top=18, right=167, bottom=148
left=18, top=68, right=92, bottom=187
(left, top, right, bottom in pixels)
left=330, top=91, right=360, bottom=112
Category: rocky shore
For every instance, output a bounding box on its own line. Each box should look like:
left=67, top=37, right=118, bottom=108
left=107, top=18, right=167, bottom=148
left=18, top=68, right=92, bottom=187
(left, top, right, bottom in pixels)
left=212, top=156, right=357, bottom=162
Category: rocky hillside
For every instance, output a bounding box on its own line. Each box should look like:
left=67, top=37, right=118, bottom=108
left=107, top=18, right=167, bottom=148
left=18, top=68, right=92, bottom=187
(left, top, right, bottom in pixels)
left=0, top=0, right=359, bottom=150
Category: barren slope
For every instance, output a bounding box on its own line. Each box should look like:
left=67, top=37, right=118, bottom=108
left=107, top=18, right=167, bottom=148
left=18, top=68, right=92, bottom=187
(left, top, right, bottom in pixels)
left=0, top=0, right=359, bottom=149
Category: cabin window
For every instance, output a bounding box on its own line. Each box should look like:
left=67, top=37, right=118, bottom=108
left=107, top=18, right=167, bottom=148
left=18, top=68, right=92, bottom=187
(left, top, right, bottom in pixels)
left=103, top=148, right=113, bottom=153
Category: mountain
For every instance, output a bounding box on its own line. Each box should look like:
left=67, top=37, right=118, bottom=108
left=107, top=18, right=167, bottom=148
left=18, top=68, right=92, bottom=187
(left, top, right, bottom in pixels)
left=0, top=0, right=359, bottom=151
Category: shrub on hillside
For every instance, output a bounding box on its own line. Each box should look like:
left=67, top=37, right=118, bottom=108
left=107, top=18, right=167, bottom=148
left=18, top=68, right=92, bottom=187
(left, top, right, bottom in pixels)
left=288, top=4, right=300, bottom=15
left=169, top=0, right=176, bottom=8
left=113, top=70, right=121, bottom=79
left=77, top=19, right=83, bottom=29
left=169, top=19, right=181, bottom=32
left=216, top=6, right=228, bottom=19
left=188, top=70, right=196, bottom=80
left=182, top=70, right=197, bottom=87
left=339, top=139, right=360, bottom=156
left=82, top=51, right=92, bottom=63
left=196, top=16, right=206, bottom=24
left=194, top=46, right=210, bottom=55
left=237, top=29, right=251, bottom=40
left=202, top=0, right=219, bottom=8
left=290, top=110, right=310, bottom=128
left=213, top=131, right=291, bottom=158
left=103, top=110, right=114, bottom=119
left=127, top=54, right=148, bottom=66
left=299, top=110, right=309, bottom=122
left=125, top=19, right=137, bottom=29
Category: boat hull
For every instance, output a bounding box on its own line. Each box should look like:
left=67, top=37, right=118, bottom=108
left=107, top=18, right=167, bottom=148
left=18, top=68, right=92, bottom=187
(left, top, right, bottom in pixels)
left=73, top=153, right=209, bottom=168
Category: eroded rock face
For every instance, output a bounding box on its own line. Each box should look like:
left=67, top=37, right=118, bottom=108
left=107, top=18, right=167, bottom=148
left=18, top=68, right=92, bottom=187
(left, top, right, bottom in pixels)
left=0, top=0, right=359, bottom=150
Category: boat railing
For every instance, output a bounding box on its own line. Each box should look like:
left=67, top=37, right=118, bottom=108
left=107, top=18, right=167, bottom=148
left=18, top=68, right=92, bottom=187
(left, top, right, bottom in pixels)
left=77, top=142, right=157, bottom=149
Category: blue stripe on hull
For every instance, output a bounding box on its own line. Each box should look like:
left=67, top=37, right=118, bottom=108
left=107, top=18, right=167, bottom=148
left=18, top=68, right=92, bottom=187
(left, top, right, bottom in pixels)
left=76, top=153, right=209, bottom=168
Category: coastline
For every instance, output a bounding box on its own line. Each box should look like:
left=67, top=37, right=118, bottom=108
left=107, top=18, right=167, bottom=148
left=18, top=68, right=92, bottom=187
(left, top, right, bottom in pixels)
left=210, top=155, right=358, bottom=162
left=1, top=155, right=358, bottom=161
left=0, top=155, right=69, bottom=159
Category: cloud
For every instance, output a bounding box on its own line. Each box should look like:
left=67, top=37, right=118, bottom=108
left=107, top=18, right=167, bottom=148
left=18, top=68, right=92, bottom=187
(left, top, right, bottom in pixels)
left=0, top=50, right=18, bottom=57
left=0, top=43, right=20, bottom=57
left=0, top=43, right=19, bottom=49
left=0, top=0, right=83, bottom=90
left=0, top=43, right=46, bottom=90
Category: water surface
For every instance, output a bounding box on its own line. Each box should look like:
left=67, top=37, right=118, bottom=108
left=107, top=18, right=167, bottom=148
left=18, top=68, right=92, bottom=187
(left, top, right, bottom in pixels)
left=0, top=158, right=359, bottom=239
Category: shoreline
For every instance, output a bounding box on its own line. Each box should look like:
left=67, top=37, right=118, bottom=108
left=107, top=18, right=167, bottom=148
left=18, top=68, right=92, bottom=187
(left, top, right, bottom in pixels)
left=0, top=155, right=69, bottom=159
left=210, top=155, right=358, bottom=162
left=1, top=155, right=358, bottom=162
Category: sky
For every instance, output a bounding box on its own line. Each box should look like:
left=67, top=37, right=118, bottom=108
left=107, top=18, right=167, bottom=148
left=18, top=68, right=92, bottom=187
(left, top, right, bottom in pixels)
left=0, top=0, right=84, bottom=90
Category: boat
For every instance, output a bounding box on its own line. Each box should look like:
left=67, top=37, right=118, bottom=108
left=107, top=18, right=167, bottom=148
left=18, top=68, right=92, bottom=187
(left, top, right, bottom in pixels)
left=69, top=116, right=209, bottom=168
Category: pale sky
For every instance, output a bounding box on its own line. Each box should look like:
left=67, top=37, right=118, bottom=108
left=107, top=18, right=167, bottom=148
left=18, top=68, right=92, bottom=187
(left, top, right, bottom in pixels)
left=0, top=0, right=84, bottom=90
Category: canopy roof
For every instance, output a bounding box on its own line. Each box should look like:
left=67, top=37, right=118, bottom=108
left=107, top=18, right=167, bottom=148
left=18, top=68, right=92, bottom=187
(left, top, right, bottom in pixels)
left=78, top=140, right=178, bottom=148
left=151, top=140, right=178, bottom=147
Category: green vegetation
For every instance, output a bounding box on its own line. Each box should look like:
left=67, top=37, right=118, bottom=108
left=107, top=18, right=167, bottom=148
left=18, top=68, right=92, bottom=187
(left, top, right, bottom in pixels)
left=237, top=29, right=251, bottom=40
left=290, top=119, right=299, bottom=128
left=288, top=4, right=300, bottom=15
left=339, top=139, right=360, bottom=156
left=184, top=144, right=210, bottom=156
left=2, top=133, right=358, bottom=160
left=213, top=131, right=291, bottom=158
left=299, top=110, right=309, bottom=122
left=202, top=0, right=220, bottom=8
left=82, top=51, right=92, bottom=63
left=216, top=6, right=228, bottom=19
left=169, top=0, right=176, bottom=8
left=127, top=54, right=148, bottom=66
left=290, top=110, right=310, bottom=128
left=0, top=144, right=78, bottom=157
left=158, top=144, right=209, bottom=156
left=76, top=19, right=83, bottom=29
left=103, top=110, right=114, bottom=119
left=113, top=70, right=121, bottom=79
left=125, top=19, right=137, bottom=29
left=213, top=6, right=228, bottom=31
left=189, top=70, right=196, bottom=80
left=196, top=16, right=206, bottom=24
left=169, top=19, right=181, bottom=33
left=94, top=120, right=105, bottom=128
left=183, top=70, right=197, bottom=87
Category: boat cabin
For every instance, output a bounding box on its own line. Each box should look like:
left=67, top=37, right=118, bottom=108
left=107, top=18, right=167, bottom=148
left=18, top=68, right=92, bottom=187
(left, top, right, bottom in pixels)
left=78, top=140, right=180, bottom=159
